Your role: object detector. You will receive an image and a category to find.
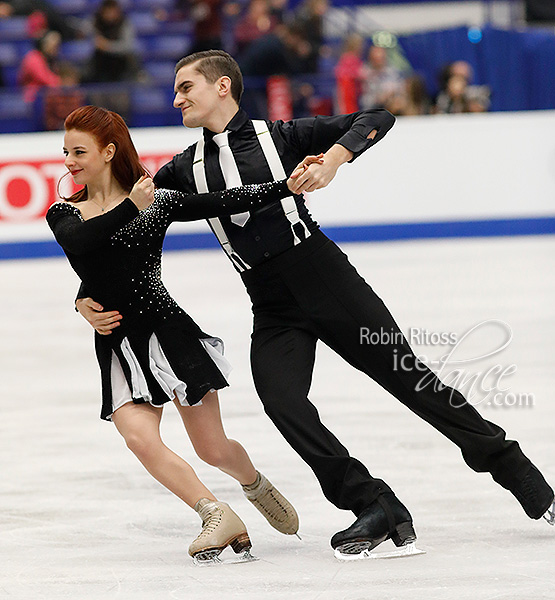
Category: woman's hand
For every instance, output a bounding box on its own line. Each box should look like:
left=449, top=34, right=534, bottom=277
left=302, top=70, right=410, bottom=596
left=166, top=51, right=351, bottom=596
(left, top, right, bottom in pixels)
left=129, top=175, right=155, bottom=210
left=287, top=154, right=324, bottom=193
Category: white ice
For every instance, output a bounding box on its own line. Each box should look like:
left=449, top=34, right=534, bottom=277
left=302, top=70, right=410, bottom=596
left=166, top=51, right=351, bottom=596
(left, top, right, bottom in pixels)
left=1, top=234, right=554, bottom=600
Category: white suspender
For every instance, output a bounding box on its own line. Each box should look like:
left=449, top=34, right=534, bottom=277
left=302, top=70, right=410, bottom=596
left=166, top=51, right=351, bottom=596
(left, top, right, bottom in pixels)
left=252, top=120, right=311, bottom=245
left=192, top=136, right=208, bottom=192
left=193, top=137, right=250, bottom=272
left=191, top=121, right=311, bottom=271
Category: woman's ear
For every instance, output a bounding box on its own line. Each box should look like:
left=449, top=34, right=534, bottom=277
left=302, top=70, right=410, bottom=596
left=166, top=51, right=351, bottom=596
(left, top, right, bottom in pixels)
left=104, top=143, right=116, bottom=162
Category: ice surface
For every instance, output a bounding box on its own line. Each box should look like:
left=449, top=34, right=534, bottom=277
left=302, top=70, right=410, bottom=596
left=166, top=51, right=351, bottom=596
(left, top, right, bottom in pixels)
left=1, top=235, right=554, bottom=599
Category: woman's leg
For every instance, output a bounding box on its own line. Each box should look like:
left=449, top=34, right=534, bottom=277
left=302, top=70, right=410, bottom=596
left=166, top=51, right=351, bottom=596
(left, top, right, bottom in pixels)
left=174, top=391, right=257, bottom=486
left=112, top=401, right=216, bottom=507
left=176, top=391, right=299, bottom=535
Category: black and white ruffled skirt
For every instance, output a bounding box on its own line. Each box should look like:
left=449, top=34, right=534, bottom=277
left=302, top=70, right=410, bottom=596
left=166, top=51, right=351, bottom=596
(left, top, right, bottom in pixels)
left=94, top=319, right=231, bottom=421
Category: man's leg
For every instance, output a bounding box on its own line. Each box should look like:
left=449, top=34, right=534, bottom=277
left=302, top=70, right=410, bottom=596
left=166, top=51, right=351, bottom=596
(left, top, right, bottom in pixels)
left=290, top=242, right=553, bottom=518
left=250, top=323, right=392, bottom=516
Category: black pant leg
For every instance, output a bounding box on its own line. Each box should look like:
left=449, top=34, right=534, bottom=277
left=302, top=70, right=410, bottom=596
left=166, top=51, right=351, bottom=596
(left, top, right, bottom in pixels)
left=285, top=241, right=532, bottom=488
left=250, top=323, right=392, bottom=514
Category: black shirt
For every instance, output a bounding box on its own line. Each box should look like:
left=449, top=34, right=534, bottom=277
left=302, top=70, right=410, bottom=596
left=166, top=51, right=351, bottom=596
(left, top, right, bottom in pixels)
left=154, top=108, right=395, bottom=269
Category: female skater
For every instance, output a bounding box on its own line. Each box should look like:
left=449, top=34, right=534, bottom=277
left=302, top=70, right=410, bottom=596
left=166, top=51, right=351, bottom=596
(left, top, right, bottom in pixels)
left=46, top=106, right=315, bottom=562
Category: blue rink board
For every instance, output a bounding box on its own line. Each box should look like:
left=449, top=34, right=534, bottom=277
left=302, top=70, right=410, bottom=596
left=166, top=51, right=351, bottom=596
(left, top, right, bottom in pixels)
left=2, top=216, right=555, bottom=260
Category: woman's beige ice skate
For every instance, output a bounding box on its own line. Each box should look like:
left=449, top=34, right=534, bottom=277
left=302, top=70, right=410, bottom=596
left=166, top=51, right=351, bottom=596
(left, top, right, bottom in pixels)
left=189, top=498, right=253, bottom=563
left=242, top=471, right=299, bottom=535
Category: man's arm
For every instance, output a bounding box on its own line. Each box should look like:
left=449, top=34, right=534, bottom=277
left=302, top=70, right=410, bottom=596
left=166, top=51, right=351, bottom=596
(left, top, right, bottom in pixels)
left=75, top=282, right=121, bottom=335
left=153, top=149, right=196, bottom=193
left=285, top=109, right=394, bottom=193
left=76, top=297, right=122, bottom=335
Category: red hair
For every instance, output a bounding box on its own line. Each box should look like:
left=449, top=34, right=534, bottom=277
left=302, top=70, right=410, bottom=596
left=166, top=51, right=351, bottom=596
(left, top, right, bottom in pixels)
left=60, top=105, right=149, bottom=203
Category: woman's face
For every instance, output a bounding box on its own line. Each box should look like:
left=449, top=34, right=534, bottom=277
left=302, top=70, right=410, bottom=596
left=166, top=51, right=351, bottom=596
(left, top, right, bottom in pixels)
left=63, top=129, right=112, bottom=187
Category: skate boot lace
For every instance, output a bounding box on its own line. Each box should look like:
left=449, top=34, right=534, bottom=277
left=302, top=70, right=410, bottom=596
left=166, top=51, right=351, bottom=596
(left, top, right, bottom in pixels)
left=197, top=503, right=224, bottom=540
left=245, top=476, right=289, bottom=523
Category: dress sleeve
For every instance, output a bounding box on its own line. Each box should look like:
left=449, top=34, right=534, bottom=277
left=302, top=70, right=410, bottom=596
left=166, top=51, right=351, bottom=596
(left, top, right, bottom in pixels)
left=46, top=199, right=139, bottom=255
left=157, top=179, right=291, bottom=222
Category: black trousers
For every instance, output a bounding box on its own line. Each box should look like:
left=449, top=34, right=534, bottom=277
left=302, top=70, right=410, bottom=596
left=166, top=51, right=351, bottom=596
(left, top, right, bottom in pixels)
left=242, top=231, right=532, bottom=517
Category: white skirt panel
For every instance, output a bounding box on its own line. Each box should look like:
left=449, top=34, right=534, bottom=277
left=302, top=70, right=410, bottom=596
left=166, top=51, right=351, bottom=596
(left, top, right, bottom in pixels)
left=108, top=333, right=232, bottom=420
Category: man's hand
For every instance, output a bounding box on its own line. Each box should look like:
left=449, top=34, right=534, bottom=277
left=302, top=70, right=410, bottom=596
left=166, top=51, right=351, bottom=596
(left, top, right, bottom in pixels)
left=76, top=298, right=122, bottom=335
left=287, top=154, right=324, bottom=191
left=289, top=128, right=378, bottom=195
left=289, top=144, right=354, bottom=194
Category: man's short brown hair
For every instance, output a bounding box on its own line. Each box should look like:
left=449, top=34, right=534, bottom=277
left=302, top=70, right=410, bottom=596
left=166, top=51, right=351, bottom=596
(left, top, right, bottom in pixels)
left=175, top=50, right=244, bottom=105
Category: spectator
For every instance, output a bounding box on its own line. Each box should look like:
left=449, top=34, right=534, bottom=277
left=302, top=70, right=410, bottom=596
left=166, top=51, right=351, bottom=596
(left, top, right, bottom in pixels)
left=359, top=44, right=403, bottom=110
left=292, top=81, right=324, bottom=118
left=0, top=0, right=80, bottom=40
left=436, top=61, right=489, bottom=114
left=437, top=60, right=473, bottom=94
left=85, top=0, right=139, bottom=83
left=386, top=74, right=431, bottom=116
left=268, top=0, right=287, bottom=23
left=435, top=73, right=470, bottom=114
left=185, top=0, right=224, bottom=53
left=18, top=30, right=61, bottom=102
left=240, top=23, right=311, bottom=77
left=334, top=33, right=365, bottom=114
left=466, top=85, right=490, bottom=112
left=239, top=23, right=312, bottom=118
left=43, top=63, right=85, bottom=130
left=289, top=0, right=329, bottom=73
left=234, top=0, right=279, bottom=55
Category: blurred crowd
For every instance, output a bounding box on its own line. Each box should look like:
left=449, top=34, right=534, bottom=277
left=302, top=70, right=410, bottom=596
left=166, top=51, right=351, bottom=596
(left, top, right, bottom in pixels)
left=334, top=33, right=490, bottom=116
left=0, top=0, right=492, bottom=130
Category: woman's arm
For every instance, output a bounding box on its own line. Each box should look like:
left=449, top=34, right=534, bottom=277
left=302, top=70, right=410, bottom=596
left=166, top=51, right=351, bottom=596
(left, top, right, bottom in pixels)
left=46, top=176, right=153, bottom=254
left=161, top=179, right=291, bottom=222
left=46, top=199, right=138, bottom=255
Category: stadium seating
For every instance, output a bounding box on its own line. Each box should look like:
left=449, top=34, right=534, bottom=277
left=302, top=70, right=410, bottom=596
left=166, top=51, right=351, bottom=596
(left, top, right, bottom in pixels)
left=0, top=90, right=36, bottom=132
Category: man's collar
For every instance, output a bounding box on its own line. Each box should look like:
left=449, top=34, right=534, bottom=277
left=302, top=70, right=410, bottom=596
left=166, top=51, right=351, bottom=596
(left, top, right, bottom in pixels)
left=203, top=108, right=249, bottom=141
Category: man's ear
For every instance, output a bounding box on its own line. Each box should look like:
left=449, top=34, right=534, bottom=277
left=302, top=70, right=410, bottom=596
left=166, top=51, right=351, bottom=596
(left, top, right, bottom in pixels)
left=104, top=143, right=116, bottom=162
left=217, top=75, right=232, bottom=98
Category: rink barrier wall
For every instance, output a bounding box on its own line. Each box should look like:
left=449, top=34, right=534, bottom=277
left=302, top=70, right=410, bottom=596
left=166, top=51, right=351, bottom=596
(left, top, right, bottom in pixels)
left=3, top=216, right=555, bottom=261
left=1, top=110, right=554, bottom=260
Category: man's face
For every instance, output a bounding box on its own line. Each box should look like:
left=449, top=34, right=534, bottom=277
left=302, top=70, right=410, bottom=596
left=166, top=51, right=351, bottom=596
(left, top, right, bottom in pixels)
left=173, top=63, right=221, bottom=129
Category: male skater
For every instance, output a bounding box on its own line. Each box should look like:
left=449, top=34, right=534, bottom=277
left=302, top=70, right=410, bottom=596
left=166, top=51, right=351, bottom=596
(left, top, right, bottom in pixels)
left=77, top=50, right=554, bottom=557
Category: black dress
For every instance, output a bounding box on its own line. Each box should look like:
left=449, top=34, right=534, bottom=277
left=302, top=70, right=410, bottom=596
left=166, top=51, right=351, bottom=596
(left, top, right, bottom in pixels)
left=46, top=181, right=289, bottom=420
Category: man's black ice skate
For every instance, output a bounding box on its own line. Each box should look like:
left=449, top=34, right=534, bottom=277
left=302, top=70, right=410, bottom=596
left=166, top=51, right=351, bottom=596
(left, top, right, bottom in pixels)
left=331, top=492, right=424, bottom=560
left=508, top=465, right=554, bottom=522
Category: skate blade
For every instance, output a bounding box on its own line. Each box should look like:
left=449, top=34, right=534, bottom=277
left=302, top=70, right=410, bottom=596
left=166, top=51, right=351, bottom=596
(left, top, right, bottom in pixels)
left=334, top=541, right=426, bottom=561
left=543, top=501, right=555, bottom=526
left=193, top=549, right=259, bottom=566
